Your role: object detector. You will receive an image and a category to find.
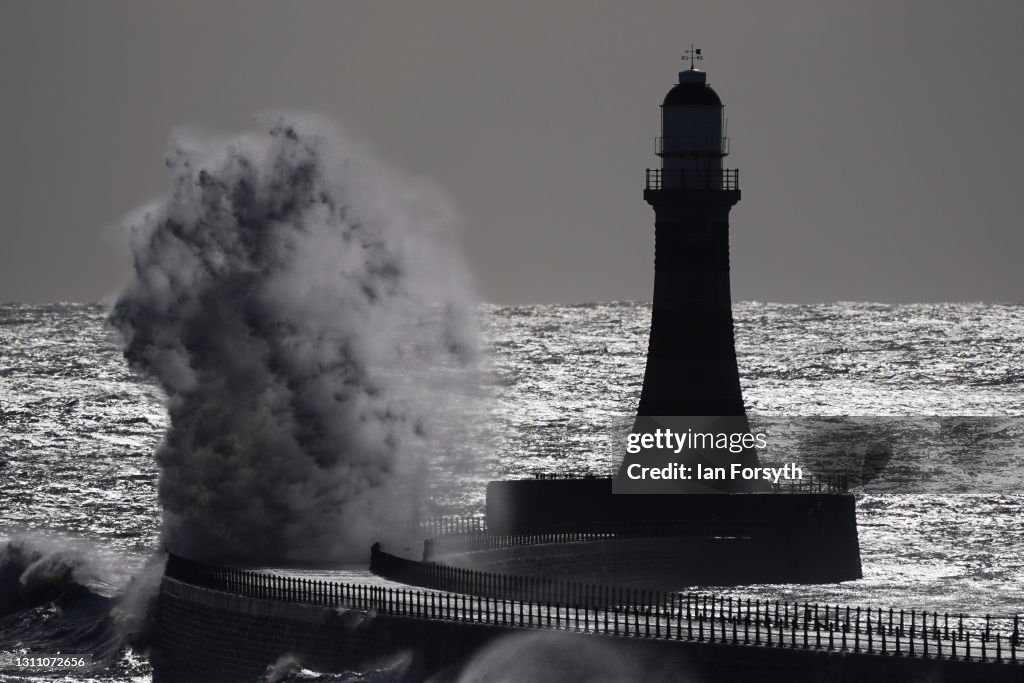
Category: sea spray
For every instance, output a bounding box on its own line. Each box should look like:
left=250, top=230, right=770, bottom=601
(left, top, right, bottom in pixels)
left=261, top=652, right=414, bottom=682
left=110, top=115, right=481, bottom=564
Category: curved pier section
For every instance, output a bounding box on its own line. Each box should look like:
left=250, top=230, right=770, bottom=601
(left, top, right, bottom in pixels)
left=154, top=555, right=510, bottom=683
left=154, top=553, right=1024, bottom=683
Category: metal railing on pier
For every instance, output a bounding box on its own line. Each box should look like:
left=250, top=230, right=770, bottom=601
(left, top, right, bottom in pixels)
left=418, top=515, right=487, bottom=538
left=422, top=521, right=780, bottom=560
left=165, top=553, right=1023, bottom=665
left=527, top=473, right=849, bottom=494
left=532, top=472, right=603, bottom=480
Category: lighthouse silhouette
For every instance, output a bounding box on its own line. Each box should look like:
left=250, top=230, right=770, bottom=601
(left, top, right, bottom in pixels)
left=639, top=51, right=746, bottom=419
left=616, top=51, right=762, bottom=492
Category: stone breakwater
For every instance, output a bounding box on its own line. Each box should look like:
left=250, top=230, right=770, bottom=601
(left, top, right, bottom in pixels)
left=153, top=553, right=1024, bottom=682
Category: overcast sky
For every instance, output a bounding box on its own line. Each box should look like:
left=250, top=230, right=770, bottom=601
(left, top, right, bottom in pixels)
left=1, top=1, right=1022, bottom=304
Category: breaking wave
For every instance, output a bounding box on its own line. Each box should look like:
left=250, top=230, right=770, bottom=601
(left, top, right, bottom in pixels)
left=109, top=115, right=482, bottom=564
left=0, top=536, right=160, bottom=680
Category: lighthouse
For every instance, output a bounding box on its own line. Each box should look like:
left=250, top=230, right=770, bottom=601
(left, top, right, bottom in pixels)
left=614, top=50, right=761, bottom=492
left=638, top=50, right=746, bottom=419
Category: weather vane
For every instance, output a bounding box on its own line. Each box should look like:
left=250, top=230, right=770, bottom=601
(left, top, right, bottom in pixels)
left=683, top=44, right=703, bottom=70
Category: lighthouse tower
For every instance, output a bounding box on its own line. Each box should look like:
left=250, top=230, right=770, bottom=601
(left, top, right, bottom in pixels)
left=637, top=52, right=746, bottom=418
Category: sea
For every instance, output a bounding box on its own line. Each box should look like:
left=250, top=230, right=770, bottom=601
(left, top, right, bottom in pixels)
left=1, top=300, right=1022, bottom=682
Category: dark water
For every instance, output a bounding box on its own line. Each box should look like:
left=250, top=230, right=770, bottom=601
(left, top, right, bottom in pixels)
left=1, top=301, right=1022, bottom=681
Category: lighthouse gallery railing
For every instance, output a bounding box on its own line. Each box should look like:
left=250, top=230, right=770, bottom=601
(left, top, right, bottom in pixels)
left=646, top=168, right=739, bottom=191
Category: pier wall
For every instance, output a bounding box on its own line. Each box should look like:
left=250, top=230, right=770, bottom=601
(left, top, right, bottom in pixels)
left=153, top=576, right=508, bottom=683
left=485, top=479, right=862, bottom=583
left=154, top=572, right=1023, bottom=683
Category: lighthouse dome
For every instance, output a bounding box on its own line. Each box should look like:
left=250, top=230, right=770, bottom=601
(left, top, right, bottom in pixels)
left=663, top=69, right=722, bottom=107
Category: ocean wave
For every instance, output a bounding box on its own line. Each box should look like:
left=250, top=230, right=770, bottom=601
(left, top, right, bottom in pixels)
left=261, top=652, right=414, bottom=683
left=0, top=536, right=159, bottom=680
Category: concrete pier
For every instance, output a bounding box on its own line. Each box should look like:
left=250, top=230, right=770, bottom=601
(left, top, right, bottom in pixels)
left=153, top=554, right=1024, bottom=682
